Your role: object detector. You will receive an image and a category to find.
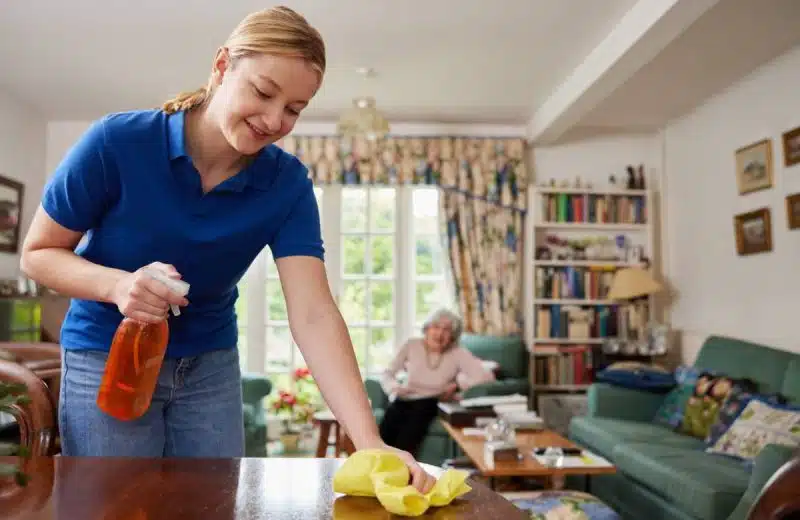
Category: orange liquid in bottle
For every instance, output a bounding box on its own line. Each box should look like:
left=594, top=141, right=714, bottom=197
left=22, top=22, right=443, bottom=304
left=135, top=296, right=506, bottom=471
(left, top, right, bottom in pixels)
left=97, top=318, right=170, bottom=421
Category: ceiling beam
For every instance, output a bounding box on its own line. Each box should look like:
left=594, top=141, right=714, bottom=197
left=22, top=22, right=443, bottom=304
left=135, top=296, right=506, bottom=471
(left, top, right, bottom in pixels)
left=527, top=0, right=721, bottom=145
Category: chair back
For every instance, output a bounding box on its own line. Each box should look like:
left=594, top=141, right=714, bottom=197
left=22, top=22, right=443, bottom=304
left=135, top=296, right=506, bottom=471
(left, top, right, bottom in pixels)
left=747, top=452, right=800, bottom=520
left=0, top=359, right=57, bottom=456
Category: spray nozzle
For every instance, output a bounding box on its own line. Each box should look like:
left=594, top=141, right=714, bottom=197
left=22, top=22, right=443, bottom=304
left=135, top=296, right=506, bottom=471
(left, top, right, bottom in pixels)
left=144, top=268, right=190, bottom=316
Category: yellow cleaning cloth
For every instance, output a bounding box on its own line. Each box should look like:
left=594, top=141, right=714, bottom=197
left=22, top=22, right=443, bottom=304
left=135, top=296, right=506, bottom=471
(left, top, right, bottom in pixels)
left=332, top=449, right=472, bottom=517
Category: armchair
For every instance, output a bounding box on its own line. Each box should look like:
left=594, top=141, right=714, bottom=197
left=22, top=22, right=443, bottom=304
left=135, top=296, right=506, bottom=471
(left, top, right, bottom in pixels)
left=241, top=372, right=272, bottom=457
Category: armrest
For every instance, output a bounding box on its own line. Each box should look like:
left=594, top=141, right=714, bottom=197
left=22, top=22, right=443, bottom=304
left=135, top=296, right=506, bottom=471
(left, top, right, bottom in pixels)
left=461, top=378, right=529, bottom=399
left=726, top=444, right=797, bottom=520
left=241, top=373, right=272, bottom=405
left=588, top=383, right=666, bottom=422
left=364, top=377, right=389, bottom=411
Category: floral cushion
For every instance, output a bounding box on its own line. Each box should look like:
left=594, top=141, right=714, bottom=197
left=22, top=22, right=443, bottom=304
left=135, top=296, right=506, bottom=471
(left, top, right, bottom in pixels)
left=511, top=490, right=621, bottom=520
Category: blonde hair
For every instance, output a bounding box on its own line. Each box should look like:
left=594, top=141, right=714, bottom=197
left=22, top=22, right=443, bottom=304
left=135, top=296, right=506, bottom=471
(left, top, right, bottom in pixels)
left=162, top=6, right=325, bottom=114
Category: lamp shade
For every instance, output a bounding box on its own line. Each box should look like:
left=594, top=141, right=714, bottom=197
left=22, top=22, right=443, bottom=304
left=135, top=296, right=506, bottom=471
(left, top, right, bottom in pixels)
left=607, top=267, right=663, bottom=300
left=336, top=96, right=390, bottom=141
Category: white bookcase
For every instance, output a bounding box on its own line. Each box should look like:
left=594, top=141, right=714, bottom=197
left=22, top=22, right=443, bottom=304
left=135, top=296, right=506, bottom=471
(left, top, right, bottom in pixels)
left=522, top=185, right=656, bottom=402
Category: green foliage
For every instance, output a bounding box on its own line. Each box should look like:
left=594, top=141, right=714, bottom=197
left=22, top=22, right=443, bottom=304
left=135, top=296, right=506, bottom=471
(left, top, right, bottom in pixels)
left=0, top=381, right=30, bottom=486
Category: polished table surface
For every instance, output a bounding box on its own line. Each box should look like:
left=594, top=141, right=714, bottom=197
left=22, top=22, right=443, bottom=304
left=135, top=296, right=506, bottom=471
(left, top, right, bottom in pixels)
left=1, top=456, right=528, bottom=519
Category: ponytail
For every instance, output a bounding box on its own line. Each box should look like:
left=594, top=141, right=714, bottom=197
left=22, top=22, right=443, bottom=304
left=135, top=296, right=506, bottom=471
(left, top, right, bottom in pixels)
left=161, top=87, right=209, bottom=114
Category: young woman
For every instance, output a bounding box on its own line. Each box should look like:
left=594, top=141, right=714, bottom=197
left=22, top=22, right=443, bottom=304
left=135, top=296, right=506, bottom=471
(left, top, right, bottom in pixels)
left=20, top=6, right=434, bottom=492
left=379, top=309, right=496, bottom=456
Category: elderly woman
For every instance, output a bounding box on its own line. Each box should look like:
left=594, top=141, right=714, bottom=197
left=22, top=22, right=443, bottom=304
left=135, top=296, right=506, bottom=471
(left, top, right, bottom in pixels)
left=378, top=308, right=495, bottom=455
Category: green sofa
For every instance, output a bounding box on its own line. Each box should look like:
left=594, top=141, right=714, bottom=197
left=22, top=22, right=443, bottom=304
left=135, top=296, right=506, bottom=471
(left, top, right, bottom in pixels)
left=569, top=335, right=799, bottom=520
left=241, top=373, right=272, bottom=457
left=365, top=333, right=529, bottom=467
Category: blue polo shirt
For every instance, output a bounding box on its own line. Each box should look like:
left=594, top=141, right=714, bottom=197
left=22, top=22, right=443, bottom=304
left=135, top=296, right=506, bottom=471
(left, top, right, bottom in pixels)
left=42, top=109, right=324, bottom=358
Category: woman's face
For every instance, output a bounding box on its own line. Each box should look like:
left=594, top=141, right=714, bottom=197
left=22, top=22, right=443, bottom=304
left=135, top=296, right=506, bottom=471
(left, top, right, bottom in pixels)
left=425, top=318, right=453, bottom=353
left=210, top=50, right=321, bottom=155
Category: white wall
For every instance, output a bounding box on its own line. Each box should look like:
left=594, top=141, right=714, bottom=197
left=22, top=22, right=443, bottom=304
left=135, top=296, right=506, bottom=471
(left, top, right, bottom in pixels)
left=0, top=89, right=47, bottom=278
left=664, top=44, right=800, bottom=359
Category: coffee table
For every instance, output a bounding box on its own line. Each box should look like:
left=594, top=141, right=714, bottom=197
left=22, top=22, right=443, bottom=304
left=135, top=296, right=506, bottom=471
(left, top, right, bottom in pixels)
left=440, top=419, right=616, bottom=490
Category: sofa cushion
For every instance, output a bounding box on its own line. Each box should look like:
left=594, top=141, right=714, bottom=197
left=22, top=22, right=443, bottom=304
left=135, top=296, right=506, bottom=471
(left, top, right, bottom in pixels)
left=782, top=358, right=800, bottom=404
left=613, top=443, right=750, bottom=520
left=570, top=417, right=703, bottom=458
left=459, top=334, right=527, bottom=379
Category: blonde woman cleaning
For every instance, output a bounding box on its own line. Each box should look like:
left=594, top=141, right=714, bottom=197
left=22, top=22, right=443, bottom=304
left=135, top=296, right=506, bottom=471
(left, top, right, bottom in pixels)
left=379, top=309, right=496, bottom=456
left=20, top=6, right=434, bottom=492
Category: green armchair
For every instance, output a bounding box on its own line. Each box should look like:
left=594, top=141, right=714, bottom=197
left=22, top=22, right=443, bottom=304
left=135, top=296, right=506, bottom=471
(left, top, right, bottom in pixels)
left=365, top=333, right=529, bottom=467
left=241, top=373, right=272, bottom=457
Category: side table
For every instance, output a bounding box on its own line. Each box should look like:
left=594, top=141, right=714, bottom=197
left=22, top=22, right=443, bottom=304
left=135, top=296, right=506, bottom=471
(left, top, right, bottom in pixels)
left=312, top=410, right=355, bottom=458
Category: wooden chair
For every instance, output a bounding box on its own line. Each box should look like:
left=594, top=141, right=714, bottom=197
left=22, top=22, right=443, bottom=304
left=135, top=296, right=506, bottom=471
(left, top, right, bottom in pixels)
left=0, top=359, right=58, bottom=457
left=0, top=343, right=61, bottom=408
left=747, top=451, right=800, bottom=520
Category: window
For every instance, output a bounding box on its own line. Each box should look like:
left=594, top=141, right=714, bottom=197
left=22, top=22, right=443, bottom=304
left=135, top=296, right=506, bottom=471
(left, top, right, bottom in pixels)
left=237, top=186, right=454, bottom=396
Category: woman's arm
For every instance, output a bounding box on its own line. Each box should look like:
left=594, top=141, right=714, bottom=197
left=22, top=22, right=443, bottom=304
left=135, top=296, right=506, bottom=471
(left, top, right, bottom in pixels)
left=379, top=341, right=410, bottom=396
left=454, top=347, right=496, bottom=390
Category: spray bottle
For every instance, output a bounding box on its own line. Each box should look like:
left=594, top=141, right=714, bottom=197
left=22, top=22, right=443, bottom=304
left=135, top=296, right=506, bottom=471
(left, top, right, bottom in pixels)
left=96, top=267, right=190, bottom=421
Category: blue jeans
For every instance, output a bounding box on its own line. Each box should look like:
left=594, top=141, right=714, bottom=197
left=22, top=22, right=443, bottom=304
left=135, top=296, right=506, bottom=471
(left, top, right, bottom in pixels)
left=59, top=347, right=245, bottom=457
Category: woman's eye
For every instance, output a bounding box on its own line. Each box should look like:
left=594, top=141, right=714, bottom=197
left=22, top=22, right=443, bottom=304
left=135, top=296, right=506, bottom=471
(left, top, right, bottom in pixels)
left=254, top=86, right=269, bottom=98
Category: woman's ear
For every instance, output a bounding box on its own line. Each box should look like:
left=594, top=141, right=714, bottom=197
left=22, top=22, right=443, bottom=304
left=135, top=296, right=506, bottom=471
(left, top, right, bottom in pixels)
left=212, top=47, right=232, bottom=84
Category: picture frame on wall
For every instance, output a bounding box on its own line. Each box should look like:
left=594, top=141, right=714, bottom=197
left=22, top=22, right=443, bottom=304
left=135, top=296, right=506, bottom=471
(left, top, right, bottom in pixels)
left=786, top=193, right=800, bottom=230
left=734, top=207, right=772, bottom=256
left=0, top=175, right=24, bottom=254
left=735, top=139, right=773, bottom=195
left=782, top=126, right=800, bottom=167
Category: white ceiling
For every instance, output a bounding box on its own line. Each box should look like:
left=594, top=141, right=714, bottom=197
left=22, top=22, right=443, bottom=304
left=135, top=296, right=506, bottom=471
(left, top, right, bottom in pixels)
left=568, top=0, right=800, bottom=138
left=0, top=0, right=638, bottom=124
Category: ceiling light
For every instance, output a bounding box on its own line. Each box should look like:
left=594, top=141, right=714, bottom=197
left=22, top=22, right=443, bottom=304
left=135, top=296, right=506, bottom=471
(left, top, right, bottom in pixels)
left=336, top=96, right=390, bottom=141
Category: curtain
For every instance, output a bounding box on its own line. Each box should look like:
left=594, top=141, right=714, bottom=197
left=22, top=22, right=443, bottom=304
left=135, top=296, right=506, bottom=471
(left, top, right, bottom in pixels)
left=276, top=135, right=529, bottom=335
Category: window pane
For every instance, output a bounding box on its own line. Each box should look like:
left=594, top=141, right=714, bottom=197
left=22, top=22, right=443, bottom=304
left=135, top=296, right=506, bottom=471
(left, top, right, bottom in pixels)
left=349, top=327, right=368, bottom=368
left=342, top=236, right=366, bottom=274
left=293, top=343, right=307, bottom=369
left=370, top=282, right=394, bottom=322
left=266, top=373, right=290, bottom=397
left=266, top=282, right=287, bottom=322
left=370, top=328, right=395, bottom=373
left=340, top=281, right=367, bottom=324
left=266, top=249, right=278, bottom=277
left=415, top=281, right=449, bottom=322
left=266, top=326, right=292, bottom=372
left=342, top=188, right=367, bottom=232
left=235, top=284, right=248, bottom=327
left=415, top=235, right=444, bottom=276
left=370, top=188, right=395, bottom=231
left=370, top=235, right=394, bottom=275
left=412, top=188, right=440, bottom=234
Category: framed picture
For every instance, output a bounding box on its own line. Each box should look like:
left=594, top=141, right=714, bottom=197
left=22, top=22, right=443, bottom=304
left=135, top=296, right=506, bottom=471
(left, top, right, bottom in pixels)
left=735, top=139, right=773, bottom=194
left=734, top=207, right=772, bottom=256
left=786, top=193, right=800, bottom=230
left=0, top=175, right=24, bottom=254
left=782, top=126, right=800, bottom=167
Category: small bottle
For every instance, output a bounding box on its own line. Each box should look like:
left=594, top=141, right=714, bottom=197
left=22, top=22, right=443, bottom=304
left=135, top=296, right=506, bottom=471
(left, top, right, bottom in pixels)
left=97, top=268, right=190, bottom=421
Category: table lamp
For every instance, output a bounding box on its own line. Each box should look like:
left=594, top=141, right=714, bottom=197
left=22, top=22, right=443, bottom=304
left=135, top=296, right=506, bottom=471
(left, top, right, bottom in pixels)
left=607, top=267, right=663, bottom=342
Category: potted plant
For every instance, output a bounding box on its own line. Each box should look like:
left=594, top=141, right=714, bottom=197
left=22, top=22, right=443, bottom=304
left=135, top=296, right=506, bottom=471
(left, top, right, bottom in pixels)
left=0, top=379, right=30, bottom=486
left=268, top=368, right=321, bottom=452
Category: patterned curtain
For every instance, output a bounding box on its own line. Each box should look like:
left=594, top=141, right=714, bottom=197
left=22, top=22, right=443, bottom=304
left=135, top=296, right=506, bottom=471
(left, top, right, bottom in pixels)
left=276, top=135, right=529, bottom=335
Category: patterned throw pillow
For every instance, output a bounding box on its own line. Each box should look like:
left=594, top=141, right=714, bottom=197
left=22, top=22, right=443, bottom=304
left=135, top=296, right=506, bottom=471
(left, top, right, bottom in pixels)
left=511, top=490, right=621, bottom=520
left=680, top=373, right=753, bottom=439
left=653, top=366, right=700, bottom=429
left=704, top=384, right=786, bottom=448
left=706, top=398, right=800, bottom=461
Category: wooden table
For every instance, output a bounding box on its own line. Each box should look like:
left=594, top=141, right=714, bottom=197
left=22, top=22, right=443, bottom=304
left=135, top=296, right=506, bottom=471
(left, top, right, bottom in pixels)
left=1, top=456, right=529, bottom=519
left=313, top=409, right=355, bottom=457
left=440, top=420, right=616, bottom=488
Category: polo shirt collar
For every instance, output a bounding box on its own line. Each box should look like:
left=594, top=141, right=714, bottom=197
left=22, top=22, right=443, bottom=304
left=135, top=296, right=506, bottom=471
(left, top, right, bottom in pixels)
left=166, top=110, right=275, bottom=192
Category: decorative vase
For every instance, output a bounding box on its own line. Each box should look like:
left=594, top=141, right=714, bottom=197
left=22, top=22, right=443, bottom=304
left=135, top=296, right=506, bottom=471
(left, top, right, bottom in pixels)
left=280, top=432, right=300, bottom=452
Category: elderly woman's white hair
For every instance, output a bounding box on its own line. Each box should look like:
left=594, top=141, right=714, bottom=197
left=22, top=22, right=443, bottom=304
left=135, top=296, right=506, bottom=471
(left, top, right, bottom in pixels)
left=421, top=308, right=463, bottom=348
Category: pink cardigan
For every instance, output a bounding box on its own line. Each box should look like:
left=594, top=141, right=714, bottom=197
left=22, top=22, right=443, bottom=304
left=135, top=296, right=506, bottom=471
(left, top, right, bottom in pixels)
left=380, top=338, right=496, bottom=399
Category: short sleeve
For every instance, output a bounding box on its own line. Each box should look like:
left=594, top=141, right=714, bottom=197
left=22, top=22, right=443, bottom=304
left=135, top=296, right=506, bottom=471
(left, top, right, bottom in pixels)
left=42, top=118, right=118, bottom=232
left=269, top=174, right=325, bottom=261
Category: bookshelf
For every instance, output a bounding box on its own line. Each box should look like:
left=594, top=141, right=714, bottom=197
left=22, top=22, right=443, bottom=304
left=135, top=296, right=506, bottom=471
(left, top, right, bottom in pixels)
left=523, top=185, right=656, bottom=405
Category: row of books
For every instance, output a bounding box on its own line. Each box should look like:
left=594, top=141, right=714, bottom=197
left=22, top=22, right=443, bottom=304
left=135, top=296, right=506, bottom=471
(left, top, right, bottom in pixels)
left=535, top=304, right=620, bottom=340
left=534, top=266, right=615, bottom=300
left=532, top=345, right=593, bottom=386
left=540, top=193, right=646, bottom=225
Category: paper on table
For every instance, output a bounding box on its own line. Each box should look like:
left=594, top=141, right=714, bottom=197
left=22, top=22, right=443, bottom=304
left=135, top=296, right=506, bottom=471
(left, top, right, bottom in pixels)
left=332, top=449, right=471, bottom=517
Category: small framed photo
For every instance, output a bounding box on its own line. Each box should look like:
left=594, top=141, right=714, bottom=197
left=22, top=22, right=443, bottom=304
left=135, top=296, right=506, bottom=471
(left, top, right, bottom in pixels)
left=782, top=126, right=800, bottom=167
left=0, top=174, right=24, bottom=254
left=786, top=193, right=800, bottom=230
left=735, top=139, right=773, bottom=195
left=734, top=207, right=772, bottom=256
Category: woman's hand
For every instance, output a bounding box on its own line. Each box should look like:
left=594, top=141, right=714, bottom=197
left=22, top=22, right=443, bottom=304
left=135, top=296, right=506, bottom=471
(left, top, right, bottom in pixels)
left=111, top=262, right=188, bottom=323
left=365, top=440, right=437, bottom=494
left=440, top=382, right=459, bottom=402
